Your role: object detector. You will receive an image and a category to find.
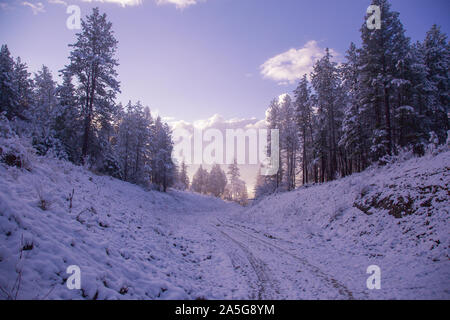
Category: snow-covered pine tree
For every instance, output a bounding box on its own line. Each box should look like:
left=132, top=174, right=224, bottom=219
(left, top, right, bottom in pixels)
left=63, top=7, right=120, bottom=164
left=279, top=94, right=298, bottom=191
left=130, top=101, right=150, bottom=184
left=177, top=160, right=190, bottom=190
left=310, top=48, right=343, bottom=182
left=31, top=65, right=63, bottom=157
left=226, top=158, right=248, bottom=204
left=117, top=101, right=136, bottom=182
left=265, top=98, right=283, bottom=189
left=191, top=165, right=209, bottom=194
left=150, top=116, right=175, bottom=192
left=422, top=24, right=449, bottom=144
left=207, top=163, right=227, bottom=197
left=359, top=0, right=411, bottom=159
left=0, top=45, right=18, bottom=120
left=389, top=41, right=429, bottom=152
left=13, top=57, right=33, bottom=122
left=227, top=158, right=240, bottom=195
left=54, top=72, right=82, bottom=162
left=117, top=101, right=154, bottom=184
left=294, top=74, right=313, bottom=184
left=407, top=41, right=434, bottom=151
left=239, top=182, right=249, bottom=206
left=339, top=42, right=370, bottom=173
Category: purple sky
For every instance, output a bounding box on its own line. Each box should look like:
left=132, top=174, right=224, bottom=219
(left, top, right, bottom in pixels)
left=1, top=0, right=449, bottom=192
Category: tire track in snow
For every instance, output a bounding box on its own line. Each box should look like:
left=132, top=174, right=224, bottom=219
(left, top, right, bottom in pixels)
left=217, top=219, right=357, bottom=300
left=214, top=226, right=281, bottom=300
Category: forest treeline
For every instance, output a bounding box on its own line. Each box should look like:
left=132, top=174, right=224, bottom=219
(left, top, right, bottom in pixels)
left=0, top=1, right=448, bottom=203
left=255, top=0, right=448, bottom=199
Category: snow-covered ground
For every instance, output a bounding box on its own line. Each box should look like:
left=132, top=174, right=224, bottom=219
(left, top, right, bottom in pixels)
left=0, top=149, right=449, bottom=299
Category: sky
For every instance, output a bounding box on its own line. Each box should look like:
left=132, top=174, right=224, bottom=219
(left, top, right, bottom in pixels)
left=1, top=0, right=449, bottom=192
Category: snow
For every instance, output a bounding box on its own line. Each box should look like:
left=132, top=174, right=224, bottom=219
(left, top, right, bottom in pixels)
left=0, top=147, right=449, bottom=299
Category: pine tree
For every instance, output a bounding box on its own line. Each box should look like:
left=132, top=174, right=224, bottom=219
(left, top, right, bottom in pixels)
left=422, top=24, right=449, bottom=144
left=279, top=94, right=298, bottom=190
left=207, top=163, right=227, bottom=197
left=239, top=182, right=249, bottom=206
left=340, top=42, right=370, bottom=173
left=63, top=7, right=120, bottom=163
left=266, top=98, right=283, bottom=188
left=131, top=102, right=150, bottom=184
left=294, top=74, right=313, bottom=184
left=191, top=165, right=208, bottom=194
left=54, top=72, right=82, bottom=162
left=227, top=158, right=248, bottom=204
left=178, top=160, right=190, bottom=190
left=117, top=101, right=135, bottom=181
left=13, top=57, right=33, bottom=121
left=359, top=0, right=411, bottom=159
left=32, top=65, right=62, bottom=157
left=311, top=48, right=343, bottom=181
left=390, top=42, right=428, bottom=151
left=407, top=41, right=434, bottom=150
left=0, top=45, right=18, bottom=120
left=116, top=101, right=155, bottom=184
left=150, top=116, right=175, bottom=192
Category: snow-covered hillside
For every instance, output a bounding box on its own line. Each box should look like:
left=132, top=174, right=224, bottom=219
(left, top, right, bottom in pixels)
left=0, top=149, right=448, bottom=300
left=0, top=155, right=242, bottom=300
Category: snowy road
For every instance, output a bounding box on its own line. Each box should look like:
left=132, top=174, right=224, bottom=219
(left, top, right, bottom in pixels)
left=164, top=208, right=359, bottom=300
left=215, top=219, right=357, bottom=300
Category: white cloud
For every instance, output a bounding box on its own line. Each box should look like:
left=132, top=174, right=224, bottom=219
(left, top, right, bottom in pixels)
left=22, top=1, right=46, bottom=14
left=170, top=114, right=265, bottom=132
left=156, top=0, right=202, bottom=9
left=48, top=0, right=67, bottom=6
left=76, top=0, right=202, bottom=9
left=260, top=40, right=338, bottom=85
left=81, top=0, right=143, bottom=7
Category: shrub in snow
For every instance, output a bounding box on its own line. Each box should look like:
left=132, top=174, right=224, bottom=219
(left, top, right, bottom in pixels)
left=0, top=137, right=34, bottom=170
left=0, top=113, right=14, bottom=138
left=96, top=153, right=122, bottom=179
left=0, top=114, right=35, bottom=170
left=0, top=137, right=32, bottom=171
left=424, top=131, right=450, bottom=156
left=33, top=182, right=53, bottom=211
